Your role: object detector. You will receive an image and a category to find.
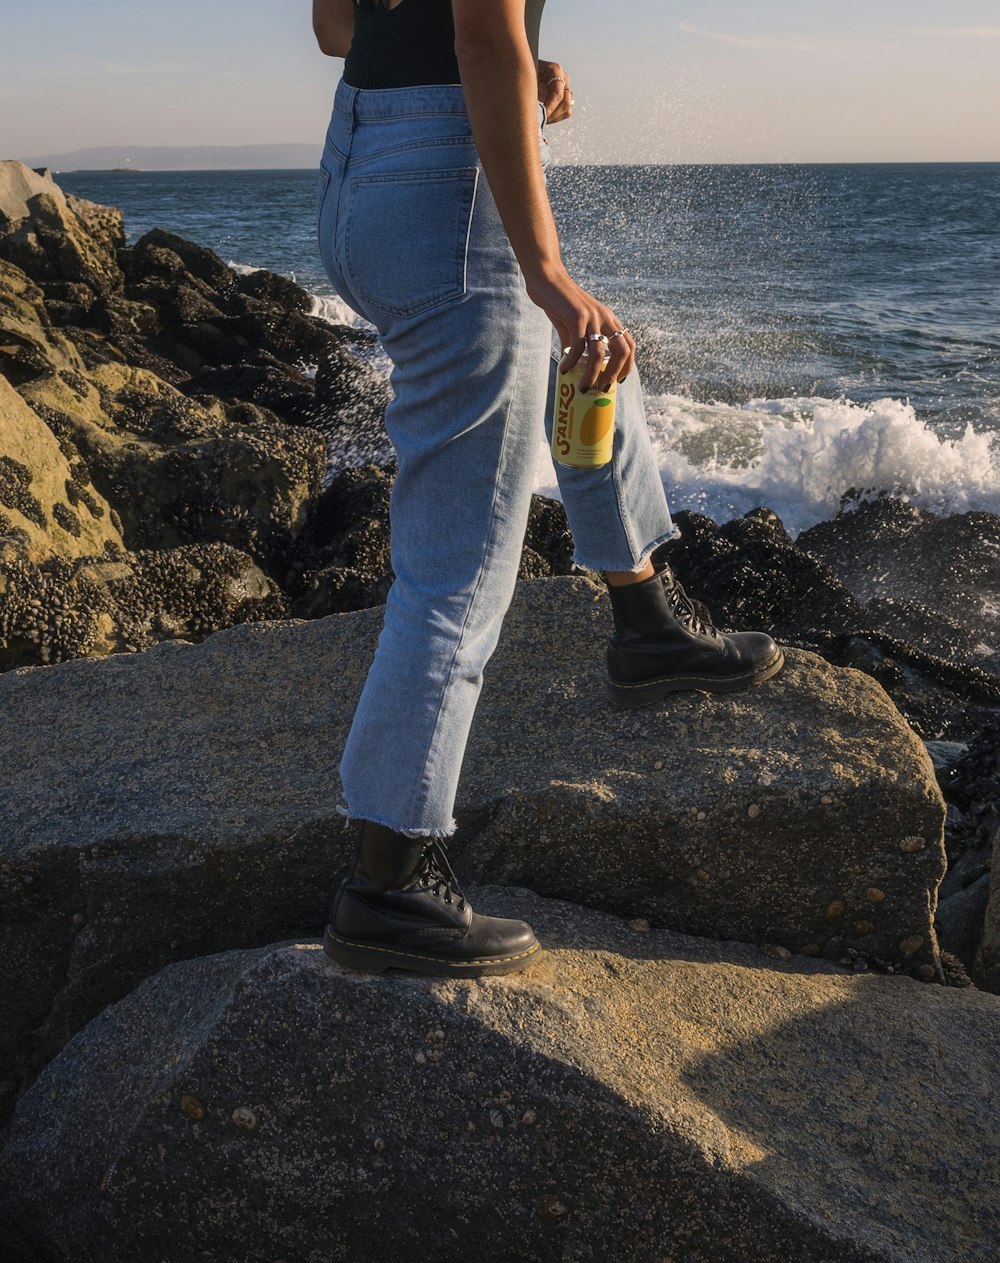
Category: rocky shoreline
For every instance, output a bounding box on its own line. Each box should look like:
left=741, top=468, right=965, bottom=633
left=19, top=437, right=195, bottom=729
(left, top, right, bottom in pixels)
left=2, top=160, right=999, bottom=1260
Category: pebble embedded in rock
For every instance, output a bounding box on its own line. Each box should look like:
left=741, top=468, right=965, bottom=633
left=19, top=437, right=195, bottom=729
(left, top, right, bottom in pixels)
left=764, top=944, right=793, bottom=960
left=629, top=918, right=651, bottom=932
left=747, top=804, right=761, bottom=818
left=854, top=921, right=875, bottom=935
left=521, top=1109, right=537, bottom=1126
left=180, top=1094, right=205, bottom=1120
left=231, top=1106, right=257, bottom=1131
left=490, top=1109, right=505, bottom=1130
left=825, top=899, right=847, bottom=922
left=536, top=1195, right=569, bottom=1221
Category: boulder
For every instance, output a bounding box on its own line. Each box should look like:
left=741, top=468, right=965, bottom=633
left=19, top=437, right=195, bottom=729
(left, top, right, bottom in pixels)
left=0, top=160, right=123, bottom=305
left=2, top=890, right=998, bottom=1263
left=0, top=578, right=945, bottom=1116
left=0, top=541, right=287, bottom=671
left=0, top=375, right=122, bottom=560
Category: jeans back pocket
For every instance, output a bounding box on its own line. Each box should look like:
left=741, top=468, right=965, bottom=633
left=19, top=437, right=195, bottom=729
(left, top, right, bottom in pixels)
left=344, top=167, right=480, bottom=319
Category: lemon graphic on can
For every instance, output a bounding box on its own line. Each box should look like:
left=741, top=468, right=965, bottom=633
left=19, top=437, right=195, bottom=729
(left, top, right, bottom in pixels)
left=580, top=397, right=614, bottom=447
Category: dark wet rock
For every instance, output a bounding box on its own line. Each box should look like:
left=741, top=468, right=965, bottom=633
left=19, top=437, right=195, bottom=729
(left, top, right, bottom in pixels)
left=234, top=265, right=312, bottom=313
left=3, top=891, right=999, bottom=1263
left=287, top=463, right=393, bottom=615
left=656, top=507, right=865, bottom=637
left=0, top=578, right=946, bottom=1121
left=936, top=872, right=991, bottom=973
left=188, top=361, right=315, bottom=427
left=804, top=630, right=1000, bottom=743
left=799, top=498, right=1000, bottom=617
left=654, top=504, right=1000, bottom=742
left=975, top=824, right=1000, bottom=993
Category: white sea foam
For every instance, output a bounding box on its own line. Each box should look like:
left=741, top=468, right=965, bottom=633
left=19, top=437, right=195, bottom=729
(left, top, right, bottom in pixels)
left=309, top=292, right=362, bottom=328
left=534, top=394, right=1000, bottom=537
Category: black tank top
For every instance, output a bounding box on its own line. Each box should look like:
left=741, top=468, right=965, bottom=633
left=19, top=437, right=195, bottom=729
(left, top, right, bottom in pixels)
left=343, top=0, right=545, bottom=90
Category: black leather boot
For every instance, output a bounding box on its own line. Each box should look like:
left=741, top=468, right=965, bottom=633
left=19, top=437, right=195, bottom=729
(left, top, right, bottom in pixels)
left=324, top=821, right=542, bottom=978
left=604, top=566, right=784, bottom=706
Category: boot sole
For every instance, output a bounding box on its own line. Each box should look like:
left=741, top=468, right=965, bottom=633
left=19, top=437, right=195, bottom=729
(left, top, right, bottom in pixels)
left=605, top=645, right=785, bottom=708
left=323, top=926, right=543, bottom=979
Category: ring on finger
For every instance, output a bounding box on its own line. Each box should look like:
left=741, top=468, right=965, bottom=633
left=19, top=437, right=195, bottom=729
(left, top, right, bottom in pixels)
left=587, top=333, right=610, bottom=345
left=608, top=329, right=629, bottom=342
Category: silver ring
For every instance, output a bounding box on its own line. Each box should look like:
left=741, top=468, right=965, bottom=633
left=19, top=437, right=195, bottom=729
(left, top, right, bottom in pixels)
left=609, top=329, right=629, bottom=341
left=546, top=76, right=567, bottom=87
left=587, top=333, right=609, bottom=344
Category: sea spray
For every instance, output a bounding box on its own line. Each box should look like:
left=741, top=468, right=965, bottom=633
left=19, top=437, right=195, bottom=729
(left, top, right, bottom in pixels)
left=534, top=394, right=1000, bottom=537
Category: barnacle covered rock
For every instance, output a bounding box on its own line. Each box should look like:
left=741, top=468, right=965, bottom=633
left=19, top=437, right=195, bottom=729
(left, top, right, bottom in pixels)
left=0, top=541, right=284, bottom=671
left=0, top=375, right=122, bottom=560
left=0, top=162, right=123, bottom=308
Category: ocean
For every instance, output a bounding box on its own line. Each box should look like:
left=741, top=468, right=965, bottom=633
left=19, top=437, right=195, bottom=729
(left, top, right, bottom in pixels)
left=57, top=162, right=1000, bottom=536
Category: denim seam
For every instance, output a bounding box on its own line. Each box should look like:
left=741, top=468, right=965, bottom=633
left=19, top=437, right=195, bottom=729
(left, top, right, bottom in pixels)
left=610, top=424, right=641, bottom=564
left=403, top=286, right=530, bottom=828
left=346, top=135, right=477, bottom=167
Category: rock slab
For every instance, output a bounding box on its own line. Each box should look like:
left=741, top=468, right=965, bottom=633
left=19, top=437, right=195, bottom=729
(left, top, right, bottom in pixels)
left=0, top=578, right=945, bottom=1114
left=1, top=890, right=997, bottom=1263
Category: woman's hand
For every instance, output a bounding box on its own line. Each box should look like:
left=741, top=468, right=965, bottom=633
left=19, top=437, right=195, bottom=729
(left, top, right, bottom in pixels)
left=537, top=59, right=574, bottom=123
left=525, top=265, right=636, bottom=393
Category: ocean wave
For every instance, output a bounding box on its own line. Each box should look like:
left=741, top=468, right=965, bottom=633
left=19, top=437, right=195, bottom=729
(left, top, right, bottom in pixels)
left=534, top=394, right=1000, bottom=537
left=309, top=292, right=364, bottom=328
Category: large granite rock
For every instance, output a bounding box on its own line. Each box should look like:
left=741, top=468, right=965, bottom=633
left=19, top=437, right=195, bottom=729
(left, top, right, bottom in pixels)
left=2, top=890, right=997, bottom=1263
left=0, top=577, right=945, bottom=1117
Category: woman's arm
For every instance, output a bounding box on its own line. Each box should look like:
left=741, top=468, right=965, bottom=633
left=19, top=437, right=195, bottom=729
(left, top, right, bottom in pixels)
left=452, top=0, right=634, bottom=389
left=313, top=0, right=355, bottom=58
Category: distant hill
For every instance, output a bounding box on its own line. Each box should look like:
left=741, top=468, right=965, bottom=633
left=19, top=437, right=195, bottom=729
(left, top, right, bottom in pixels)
left=17, top=144, right=322, bottom=172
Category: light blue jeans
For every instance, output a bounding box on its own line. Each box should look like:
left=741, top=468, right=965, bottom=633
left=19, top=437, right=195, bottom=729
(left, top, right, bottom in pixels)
left=317, top=79, right=678, bottom=837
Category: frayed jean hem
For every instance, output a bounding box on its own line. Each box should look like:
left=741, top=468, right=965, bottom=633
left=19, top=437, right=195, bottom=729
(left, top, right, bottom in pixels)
left=573, top=524, right=682, bottom=575
left=335, top=802, right=457, bottom=840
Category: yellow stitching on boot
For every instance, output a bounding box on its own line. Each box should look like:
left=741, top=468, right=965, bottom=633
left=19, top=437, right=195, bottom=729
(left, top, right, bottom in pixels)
left=328, top=934, right=541, bottom=967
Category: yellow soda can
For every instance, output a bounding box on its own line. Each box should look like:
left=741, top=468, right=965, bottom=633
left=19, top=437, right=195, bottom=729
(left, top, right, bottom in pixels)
left=551, top=351, right=618, bottom=469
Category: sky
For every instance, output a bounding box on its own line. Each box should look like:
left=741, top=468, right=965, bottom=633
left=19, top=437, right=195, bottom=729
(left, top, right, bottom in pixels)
left=0, top=0, right=998, bottom=165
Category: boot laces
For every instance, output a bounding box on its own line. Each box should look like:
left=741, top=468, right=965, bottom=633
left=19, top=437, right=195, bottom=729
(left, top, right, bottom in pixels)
left=416, top=840, right=467, bottom=911
left=663, top=573, right=720, bottom=640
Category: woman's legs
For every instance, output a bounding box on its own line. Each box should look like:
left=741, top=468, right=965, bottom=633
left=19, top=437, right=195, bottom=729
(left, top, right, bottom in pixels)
left=337, top=290, right=553, bottom=836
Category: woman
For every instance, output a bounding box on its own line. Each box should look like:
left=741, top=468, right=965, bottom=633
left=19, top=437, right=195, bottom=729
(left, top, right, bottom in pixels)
left=313, top=0, right=783, bottom=980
